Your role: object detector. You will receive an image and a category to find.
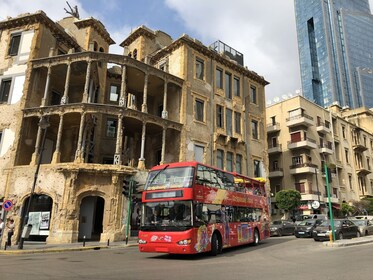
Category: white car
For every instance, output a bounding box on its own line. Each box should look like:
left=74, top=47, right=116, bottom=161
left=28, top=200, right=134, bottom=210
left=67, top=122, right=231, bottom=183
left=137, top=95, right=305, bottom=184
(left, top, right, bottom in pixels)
left=351, top=219, right=373, bottom=236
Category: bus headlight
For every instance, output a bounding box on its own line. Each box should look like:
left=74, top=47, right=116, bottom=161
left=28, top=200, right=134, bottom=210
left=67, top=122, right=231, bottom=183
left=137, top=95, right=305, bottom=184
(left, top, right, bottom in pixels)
left=177, top=239, right=192, bottom=245
left=138, top=239, right=147, bottom=244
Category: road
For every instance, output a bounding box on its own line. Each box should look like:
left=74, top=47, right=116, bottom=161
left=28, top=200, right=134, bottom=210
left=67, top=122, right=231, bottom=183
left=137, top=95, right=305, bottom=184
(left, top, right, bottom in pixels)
left=0, top=236, right=372, bottom=280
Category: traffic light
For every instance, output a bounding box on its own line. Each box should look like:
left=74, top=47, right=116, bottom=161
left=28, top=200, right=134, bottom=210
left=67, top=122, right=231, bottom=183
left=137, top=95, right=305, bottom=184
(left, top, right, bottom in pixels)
left=122, top=180, right=129, bottom=196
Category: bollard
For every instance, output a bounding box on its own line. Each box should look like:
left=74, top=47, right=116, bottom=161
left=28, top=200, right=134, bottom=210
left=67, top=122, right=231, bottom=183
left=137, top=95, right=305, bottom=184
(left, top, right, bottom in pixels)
left=329, top=231, right=333, bottom=242
left=83, top=236, right=86, bottom=247
left=107, top=239, right=110, bottom=246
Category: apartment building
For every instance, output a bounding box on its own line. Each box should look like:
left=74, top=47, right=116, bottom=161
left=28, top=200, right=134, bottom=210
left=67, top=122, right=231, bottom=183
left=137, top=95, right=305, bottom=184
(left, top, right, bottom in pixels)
left=267, top=96, right=373, bottom=220
left=0, top=11, right=268, bottom=244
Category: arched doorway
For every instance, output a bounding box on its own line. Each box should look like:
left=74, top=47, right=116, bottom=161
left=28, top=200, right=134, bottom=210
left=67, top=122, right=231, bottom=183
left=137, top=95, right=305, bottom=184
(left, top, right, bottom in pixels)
left=21, top=194, right=53, bottom=241
left=78, top=196, right=105, bottom=241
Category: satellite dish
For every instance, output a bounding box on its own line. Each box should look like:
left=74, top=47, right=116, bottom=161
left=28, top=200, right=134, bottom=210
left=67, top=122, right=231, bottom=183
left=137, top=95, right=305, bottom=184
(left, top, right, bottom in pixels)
left=281, top=94, right=289, bottom=100
left=273, top=97, right=280, bottom=102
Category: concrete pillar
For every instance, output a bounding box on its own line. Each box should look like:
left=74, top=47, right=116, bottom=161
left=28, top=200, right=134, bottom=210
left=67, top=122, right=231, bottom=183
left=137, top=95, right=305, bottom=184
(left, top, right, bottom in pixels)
left=61, top=63, right=71, bottom=104
left=75, top=113, right=86, bottom=163
left=52, top=114, right=64, bottom=163
left=41, top=66, right=52, bottom=106
left=82, top=61, right=92, bottom=103
left=160, top=127, right=167, bottom=165
left=141, top=73, right=148, bottom=113
left=114, top=114, right=124, bottom=165
left=119, top=65, right=127, bottom=107
left=30, top=124, right=43, bottom=165
left=137, top=122, right=146, bottom=169
left=162, top=79, right=168, bottom=119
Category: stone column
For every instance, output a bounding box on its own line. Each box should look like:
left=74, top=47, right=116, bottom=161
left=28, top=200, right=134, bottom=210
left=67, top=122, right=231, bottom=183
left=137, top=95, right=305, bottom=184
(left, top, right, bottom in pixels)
left=162, top=79, right=168, bottom=119
left=30, top=123, right=43, bottom=165
left=141, top=73, right=148, bottom=113
left=60, top=63, right=71, bottom=104
left=52, top=114, right=64, bottom=163
left=137, top=122, right=146, bottom=169
left=74, top=113, right=86, bottom=163
left=41, top=66, right=52, bottom=107
left=119, top=65, right=127, bottom=107
left=82, top=61, right=92, bottom=103
left=160, top=127, right=167, bottom=165
left=114, top=114, right=124, bottom=165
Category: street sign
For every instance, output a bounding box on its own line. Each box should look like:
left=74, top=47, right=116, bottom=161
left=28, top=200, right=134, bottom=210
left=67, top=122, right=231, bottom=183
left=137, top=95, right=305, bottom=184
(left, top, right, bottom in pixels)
left=3, top=200, right=13, bottom=211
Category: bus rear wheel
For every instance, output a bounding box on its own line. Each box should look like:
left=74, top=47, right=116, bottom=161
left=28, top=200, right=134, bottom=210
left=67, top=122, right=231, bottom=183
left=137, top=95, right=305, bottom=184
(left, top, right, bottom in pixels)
left=210, top=233, right=221, bottom=256
left=252, top=229, right=260, bottom=246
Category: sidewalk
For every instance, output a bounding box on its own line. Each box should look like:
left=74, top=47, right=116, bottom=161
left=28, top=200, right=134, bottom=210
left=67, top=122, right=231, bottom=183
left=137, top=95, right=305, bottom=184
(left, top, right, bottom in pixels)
left=0, top=238, right=138, bottom=255
left=323, top=235, right=373, bottom=247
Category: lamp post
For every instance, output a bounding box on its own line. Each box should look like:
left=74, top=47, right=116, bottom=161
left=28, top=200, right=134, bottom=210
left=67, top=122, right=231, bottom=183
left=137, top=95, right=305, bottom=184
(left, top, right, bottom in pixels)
left=18, top=117, right=50, bottom=249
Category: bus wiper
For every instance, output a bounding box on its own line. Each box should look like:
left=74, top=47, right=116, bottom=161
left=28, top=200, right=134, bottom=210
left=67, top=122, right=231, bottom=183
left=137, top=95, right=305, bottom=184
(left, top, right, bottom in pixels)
left=149, top=164, right=169, bottom=185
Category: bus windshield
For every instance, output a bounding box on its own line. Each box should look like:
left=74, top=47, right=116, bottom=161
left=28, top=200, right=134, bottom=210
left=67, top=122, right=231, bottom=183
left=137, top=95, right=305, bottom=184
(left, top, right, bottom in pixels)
left=145, top=167, right=194, bottom=190
left=141, top=201, right=192, bottom=231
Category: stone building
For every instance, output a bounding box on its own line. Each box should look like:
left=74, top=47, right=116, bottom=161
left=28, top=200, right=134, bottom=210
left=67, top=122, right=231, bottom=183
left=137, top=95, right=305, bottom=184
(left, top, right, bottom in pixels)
left=267, top=95, right=373, bottom=220
left=0, top=11, right=268, bottom=244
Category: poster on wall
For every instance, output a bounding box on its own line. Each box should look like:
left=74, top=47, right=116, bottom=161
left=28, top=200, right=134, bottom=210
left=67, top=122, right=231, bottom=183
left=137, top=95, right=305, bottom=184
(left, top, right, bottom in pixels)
left=40, top=212, right=50, bottom=230
left=28, top=212, right=41, bottom=235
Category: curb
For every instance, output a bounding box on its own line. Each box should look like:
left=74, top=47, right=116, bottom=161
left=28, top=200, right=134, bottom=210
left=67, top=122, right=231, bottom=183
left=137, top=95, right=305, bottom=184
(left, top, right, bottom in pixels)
left=0, top=243, right=138, bottom=255
left=323, top=238, right=373, bottom=247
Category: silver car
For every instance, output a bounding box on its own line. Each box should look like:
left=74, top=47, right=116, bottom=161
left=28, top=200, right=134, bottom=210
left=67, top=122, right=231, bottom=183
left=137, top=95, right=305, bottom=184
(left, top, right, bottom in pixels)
left=351, top=219, right=373, bottom=236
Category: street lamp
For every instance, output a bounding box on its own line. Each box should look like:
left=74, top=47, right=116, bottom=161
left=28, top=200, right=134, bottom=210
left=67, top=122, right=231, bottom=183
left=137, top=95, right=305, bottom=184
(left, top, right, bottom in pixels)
left=18, top=116, right=50, bottom=249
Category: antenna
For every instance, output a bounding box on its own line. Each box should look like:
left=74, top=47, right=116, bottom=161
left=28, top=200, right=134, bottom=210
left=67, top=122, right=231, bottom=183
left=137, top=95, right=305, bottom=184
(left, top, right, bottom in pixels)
left=64, top=1, right=80, bottom=19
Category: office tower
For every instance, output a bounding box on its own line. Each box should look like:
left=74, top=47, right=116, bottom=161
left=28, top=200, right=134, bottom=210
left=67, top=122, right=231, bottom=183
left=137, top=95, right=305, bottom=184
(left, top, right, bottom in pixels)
left=295, top=0, right=373, bottom=109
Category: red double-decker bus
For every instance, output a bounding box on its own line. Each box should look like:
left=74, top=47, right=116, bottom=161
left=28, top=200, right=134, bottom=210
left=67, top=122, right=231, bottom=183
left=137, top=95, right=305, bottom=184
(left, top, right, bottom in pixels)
left=138, top=161, right=270, bottom=255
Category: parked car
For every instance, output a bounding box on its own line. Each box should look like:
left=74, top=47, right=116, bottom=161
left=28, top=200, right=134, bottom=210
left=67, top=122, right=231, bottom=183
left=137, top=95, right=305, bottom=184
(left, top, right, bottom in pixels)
left=312, top=219, right=360, bottom=241
left=294, top=219, right=323, bottom=238
left=351, top=219, right=373, bottom=236
left=270, top=220, right=295, bottom=236
left=295, top=214, right=328, bottom=225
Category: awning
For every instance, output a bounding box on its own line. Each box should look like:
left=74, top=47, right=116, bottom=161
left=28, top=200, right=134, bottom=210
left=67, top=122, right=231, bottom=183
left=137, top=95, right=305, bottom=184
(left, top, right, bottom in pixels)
left=332, top=203, right=340, bottom=210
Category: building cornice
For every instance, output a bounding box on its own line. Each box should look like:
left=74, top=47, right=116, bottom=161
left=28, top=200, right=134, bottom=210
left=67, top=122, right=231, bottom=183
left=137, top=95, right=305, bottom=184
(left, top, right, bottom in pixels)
left=74, top=17, right=115, bottom=45
left=119, top=25, right=156, bottom=47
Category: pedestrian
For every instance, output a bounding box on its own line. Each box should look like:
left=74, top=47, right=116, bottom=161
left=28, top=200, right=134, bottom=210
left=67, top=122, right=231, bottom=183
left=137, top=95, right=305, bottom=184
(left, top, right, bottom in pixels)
left=0, top=218, right=4, bottom=236
left=6, top=219, right=15, bottom=247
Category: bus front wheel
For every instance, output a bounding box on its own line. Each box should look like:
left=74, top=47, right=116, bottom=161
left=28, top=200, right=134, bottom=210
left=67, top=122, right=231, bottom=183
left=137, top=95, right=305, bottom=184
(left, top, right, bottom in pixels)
left=210, top=233, right=221, bottom=256
left=252, top=229, right=260, bottom=246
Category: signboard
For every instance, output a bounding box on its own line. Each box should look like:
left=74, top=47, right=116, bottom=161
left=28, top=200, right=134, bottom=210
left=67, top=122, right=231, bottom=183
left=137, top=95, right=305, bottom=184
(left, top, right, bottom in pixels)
left=311, top=200, right=320, bottom=210
left=3, top=200, right=13, bottom=211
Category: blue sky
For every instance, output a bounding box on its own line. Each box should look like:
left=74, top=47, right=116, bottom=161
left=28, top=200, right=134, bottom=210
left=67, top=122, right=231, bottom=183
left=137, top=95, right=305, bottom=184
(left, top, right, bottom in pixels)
left=1, top=0, right=373, bottom=103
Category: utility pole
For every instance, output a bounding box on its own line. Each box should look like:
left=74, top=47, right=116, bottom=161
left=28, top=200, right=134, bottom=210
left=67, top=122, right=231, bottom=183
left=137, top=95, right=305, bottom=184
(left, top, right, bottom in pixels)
left=324, top=163, right=335, bottom=241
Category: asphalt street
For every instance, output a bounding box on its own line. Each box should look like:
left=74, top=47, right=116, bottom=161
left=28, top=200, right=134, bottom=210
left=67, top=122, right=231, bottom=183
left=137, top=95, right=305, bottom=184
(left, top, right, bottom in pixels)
left=0, top=236, right=372, bottom=280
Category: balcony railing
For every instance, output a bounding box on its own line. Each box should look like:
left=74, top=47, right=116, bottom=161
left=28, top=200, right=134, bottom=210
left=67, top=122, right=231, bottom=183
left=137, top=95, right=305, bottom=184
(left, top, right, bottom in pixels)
left=267, top=122, right=280, bottom=133
left=286, top=113, right=314, bottom=128
left=288, top=136, right=317, bottom=150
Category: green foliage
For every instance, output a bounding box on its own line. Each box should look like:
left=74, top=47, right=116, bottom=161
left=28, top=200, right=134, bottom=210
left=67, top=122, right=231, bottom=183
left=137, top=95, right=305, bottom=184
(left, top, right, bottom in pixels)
left=341, top=202, right=354, bottom=216
left=362, top=198, right=373, bottom=214
left=275, top=189, right=301, bottom=212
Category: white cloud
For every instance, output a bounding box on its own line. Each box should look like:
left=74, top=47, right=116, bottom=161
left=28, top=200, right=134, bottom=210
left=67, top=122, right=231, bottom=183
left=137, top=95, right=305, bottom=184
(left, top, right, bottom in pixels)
left=165, top=0, right=300, bottom=101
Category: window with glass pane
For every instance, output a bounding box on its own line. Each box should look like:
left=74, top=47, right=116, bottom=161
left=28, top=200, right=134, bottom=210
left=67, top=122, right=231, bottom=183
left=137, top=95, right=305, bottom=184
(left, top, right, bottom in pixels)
left=195, top=98, right=204, bottom=122
left=8, top=33, right=21, bottom=56
left=0, top=79, right=12, bottom=103
left=225, top=72, right=232, bottom=99
left=226, top=152, right=233, bottom=172
left=217, top=149, right=224, bottom=169
left=110, top=85, right=120, bottom=102
left=236, top=154, right=242, bottom=174
left=106, top=119, right=117, bottom=137
left=196, top=58, right=204, bottom=80
left=216, top=68, right=223, bottom=89
left=251, top=120, right=258, bottom=139
left=234, top=76, right=240, bottom=97
left=254, top=160, right=261, bottom=177
left=234, top=112, right=241, bottom=134
left=250, top=86, right=257, bottom=104
left=216, top=105, right=224, bottom=128
left=194, top=145, right=204, bottom=162
left=226, top=109, right=232, bottom=136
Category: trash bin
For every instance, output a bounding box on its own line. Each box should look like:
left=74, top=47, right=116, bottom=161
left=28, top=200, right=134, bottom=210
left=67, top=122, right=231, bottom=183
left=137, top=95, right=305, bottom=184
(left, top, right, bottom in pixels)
left=21, top=224, right=33, bottom=239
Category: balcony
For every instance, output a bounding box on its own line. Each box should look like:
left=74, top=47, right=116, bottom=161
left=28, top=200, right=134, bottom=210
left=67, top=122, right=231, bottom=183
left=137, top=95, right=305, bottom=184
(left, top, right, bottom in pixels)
left=268, top=143, right=282, bottom=154
left=316, top=121, right=331, bottom=134
left=352, top=142, right=368, bottom=153
left=319, top=142, right=333, bottom=155
left=290, top=163, right=318, bottom=175
left=323, top=194, right=339, bottom=204
left=356, top=166, right=371, bottom=176
left=286, top=113, right=314, bottom=128
left=269, top=168, right=284, bottom=178
left=288, top=137, right=317, bottom=150
left=267, top=122, right=280, bottom=133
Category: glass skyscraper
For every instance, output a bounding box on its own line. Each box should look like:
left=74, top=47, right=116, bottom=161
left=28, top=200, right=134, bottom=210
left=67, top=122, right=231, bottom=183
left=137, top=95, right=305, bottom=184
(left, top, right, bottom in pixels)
left=295, top=0, right=373, bottom=109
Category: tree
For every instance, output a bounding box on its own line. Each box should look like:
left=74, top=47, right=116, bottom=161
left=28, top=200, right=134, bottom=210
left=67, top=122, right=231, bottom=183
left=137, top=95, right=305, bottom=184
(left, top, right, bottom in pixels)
left=275, top=190, right=301, bottom=219
left=340, top=202, right=354, bottom=217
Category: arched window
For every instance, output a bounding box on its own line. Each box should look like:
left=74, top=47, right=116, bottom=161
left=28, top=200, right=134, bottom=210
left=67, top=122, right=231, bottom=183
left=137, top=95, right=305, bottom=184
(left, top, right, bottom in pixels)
left=133, top=49, right=138, bottom=60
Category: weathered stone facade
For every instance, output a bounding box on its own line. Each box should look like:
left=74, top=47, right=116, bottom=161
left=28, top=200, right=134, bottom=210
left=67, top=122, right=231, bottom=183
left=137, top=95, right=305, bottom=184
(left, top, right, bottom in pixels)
left=0, top=11, right=268, bottom=245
